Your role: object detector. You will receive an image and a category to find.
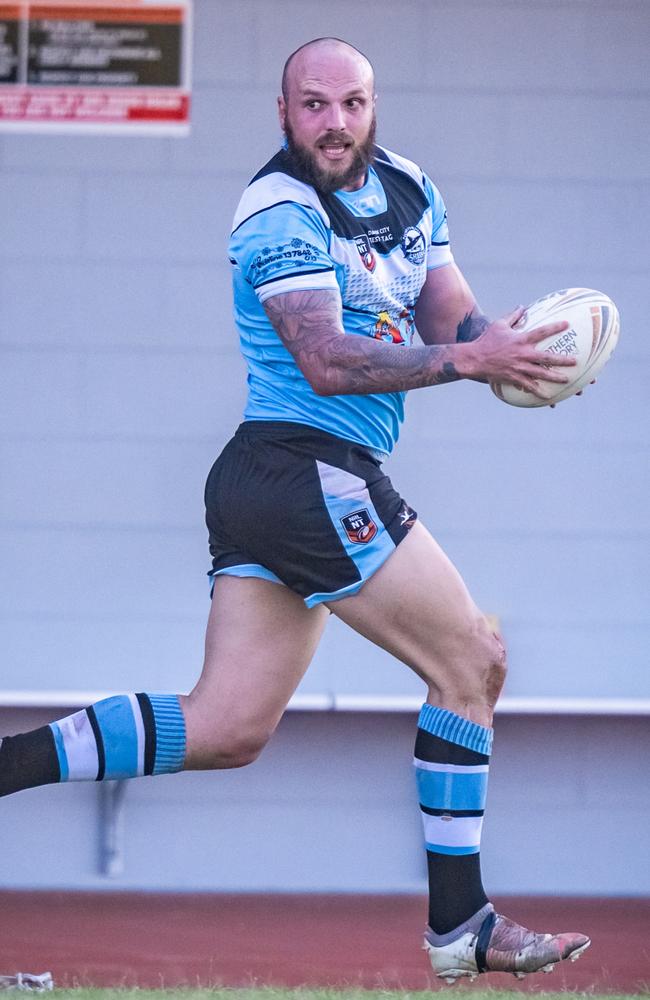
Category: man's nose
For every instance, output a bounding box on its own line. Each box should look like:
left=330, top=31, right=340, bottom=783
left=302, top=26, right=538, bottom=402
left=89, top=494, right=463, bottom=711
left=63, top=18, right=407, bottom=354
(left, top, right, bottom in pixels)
left=324, top=103, right=346, bottom=130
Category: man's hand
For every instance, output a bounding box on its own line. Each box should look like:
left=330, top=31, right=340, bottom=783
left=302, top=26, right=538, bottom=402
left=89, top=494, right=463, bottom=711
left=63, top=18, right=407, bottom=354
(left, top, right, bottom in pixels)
left=458, top=307, right=578, bottom=396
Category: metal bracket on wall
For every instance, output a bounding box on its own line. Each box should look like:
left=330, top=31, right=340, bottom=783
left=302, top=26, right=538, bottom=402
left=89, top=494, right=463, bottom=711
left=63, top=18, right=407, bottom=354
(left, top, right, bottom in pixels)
left=99, top=780, right=128, bottom=877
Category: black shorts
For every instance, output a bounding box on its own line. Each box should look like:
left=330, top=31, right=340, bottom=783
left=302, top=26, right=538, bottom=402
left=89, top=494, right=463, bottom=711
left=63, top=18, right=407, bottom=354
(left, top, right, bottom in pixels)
left=204, top=421, right=417, bottom=607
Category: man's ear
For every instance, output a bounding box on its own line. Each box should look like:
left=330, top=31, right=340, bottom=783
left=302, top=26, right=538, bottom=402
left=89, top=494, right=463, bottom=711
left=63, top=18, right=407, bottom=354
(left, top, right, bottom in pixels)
left=277, top=96, right=287, bottom=131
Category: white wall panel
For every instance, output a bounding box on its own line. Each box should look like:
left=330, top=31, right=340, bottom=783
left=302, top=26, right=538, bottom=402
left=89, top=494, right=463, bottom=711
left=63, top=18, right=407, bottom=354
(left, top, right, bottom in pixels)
left=379, top=93, right=507, bottom=179
left=0, top=440, right=213, bottom=525
left=436, top=534, right=647, bottom=623
left=0, top=134, right=169, bottom=172
left=0, top=262, right=170, bottom=348
left=82, top=174, right=244, bottom=261
left=163, top=264, right=234, bottom=349
left=400, top=360, right=645, bottom=445
left=78, top=350, right=246, bottom=436
left=0, top=0, right=648, bottom=895
left=0, top=175, right=82, bottom=258
left=0, top=618, right=207, bottom=694
left=423, top=3, right=587, bottom=93
left=0, top=527, right=206, bottom=617
left=192, top=0, right=259, bottom=87
left=255, top=1, right=429, bottom=89
left=504, top=96, right=650, bottom=181
left=169, top=88, right=281, bottom=174
left=0, top=352, right=85, bottom=434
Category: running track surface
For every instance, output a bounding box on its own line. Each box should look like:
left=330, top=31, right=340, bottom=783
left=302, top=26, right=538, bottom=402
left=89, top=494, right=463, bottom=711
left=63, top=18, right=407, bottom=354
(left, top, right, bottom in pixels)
left=0, top=892, right=648, bottom=994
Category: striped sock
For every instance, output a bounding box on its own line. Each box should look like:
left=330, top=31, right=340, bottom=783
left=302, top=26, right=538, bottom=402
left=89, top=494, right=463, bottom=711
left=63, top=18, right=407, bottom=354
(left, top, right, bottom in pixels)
left=414, top=704, right=492, bottom=935
left=0, top=693, right=186, bottom=797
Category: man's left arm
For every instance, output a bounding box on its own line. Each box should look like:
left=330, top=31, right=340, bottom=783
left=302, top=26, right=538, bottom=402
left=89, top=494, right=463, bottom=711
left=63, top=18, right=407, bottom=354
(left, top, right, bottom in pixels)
left=414, top=262, right=493, bottom=346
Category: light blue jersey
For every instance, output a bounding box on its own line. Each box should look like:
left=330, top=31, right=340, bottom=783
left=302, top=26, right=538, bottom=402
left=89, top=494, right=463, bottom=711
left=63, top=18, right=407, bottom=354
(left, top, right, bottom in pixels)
left=228, top=145, right=453, bottom=456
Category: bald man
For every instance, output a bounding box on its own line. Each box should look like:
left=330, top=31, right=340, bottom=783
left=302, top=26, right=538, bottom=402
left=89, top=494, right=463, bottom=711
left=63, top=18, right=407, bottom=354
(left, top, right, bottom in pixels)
left=1, top=38, right=589, bottom=983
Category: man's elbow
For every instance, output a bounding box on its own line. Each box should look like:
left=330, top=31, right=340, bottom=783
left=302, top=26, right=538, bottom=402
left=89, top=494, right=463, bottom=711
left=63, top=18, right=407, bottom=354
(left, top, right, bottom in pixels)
left=304, top=364, right=339, bottom=397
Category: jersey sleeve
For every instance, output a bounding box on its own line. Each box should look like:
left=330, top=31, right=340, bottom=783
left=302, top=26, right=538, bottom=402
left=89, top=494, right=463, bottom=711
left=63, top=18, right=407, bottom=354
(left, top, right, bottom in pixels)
left=423, top=173, right=454, bottom=271
left=229, top=201, right=339, bottom=304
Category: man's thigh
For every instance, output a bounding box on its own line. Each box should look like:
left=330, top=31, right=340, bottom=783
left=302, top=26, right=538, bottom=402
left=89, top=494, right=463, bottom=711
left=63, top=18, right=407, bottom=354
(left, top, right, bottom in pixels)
left=326, top=520, right=501, bottom=723
left=183, top=576, right=328, bottom=766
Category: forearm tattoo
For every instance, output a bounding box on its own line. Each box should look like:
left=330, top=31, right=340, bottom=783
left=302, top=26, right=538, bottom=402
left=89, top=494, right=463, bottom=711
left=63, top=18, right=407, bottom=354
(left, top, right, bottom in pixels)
left=456, top=310, right=490, bottom=343
left=264, top=290, right=461, bottom=395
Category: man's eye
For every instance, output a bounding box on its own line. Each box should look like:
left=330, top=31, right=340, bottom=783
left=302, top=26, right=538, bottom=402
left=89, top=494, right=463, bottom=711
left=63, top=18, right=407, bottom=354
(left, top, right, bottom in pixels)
left=306, top=101, right=321, bottom=110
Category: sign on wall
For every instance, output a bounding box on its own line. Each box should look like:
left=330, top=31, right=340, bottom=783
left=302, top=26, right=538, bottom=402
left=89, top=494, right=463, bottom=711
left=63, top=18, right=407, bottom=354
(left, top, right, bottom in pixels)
left=0, top=0, right=192, bottom=133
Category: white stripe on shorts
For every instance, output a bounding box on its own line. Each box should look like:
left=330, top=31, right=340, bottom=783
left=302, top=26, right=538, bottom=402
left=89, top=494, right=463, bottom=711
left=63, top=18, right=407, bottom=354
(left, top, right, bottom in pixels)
left=316, top=461, right=370, bottom=505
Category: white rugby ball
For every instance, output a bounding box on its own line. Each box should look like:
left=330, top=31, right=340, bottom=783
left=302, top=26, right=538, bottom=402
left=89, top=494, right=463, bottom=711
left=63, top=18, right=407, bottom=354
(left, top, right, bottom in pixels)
left=491, top=287, right=620, bottom=407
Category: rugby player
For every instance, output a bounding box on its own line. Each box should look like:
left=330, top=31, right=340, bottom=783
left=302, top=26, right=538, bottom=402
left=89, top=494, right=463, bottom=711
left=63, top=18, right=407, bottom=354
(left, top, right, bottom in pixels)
left=0, top=37, right=590, bottom=982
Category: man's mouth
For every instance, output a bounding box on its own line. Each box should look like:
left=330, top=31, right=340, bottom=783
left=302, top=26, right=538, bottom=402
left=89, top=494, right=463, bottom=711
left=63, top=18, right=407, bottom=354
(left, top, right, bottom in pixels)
left=318, top=141, right=352, bottom=161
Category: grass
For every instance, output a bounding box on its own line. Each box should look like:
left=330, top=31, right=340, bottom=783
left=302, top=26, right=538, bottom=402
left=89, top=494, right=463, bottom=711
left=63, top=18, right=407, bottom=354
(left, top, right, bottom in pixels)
left=45, top=991, right=646, bottom=1000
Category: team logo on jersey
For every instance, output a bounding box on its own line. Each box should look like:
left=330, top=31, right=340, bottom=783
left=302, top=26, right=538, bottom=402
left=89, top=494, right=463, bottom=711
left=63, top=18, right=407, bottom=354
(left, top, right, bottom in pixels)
left=251, top=238, right=320, bottom=281
left=340, top=509, right=378, bottom=544
left=374, top=311, right=405, bottom=344
left=373, top=309, right=414, bottom=345
left=401, top=226, right=426, bottom=265
left=354, top=235, right=376, bottom=272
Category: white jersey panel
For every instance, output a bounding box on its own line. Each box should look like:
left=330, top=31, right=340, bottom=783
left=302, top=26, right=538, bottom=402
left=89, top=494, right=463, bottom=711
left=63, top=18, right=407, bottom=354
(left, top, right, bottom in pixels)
left=227, top=146, right=454, bottom=455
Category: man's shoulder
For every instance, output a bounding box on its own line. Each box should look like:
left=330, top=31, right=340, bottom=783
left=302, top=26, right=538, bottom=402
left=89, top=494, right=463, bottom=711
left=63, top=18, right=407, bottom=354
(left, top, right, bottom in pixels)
left=232, top=149, right=325, bottom=236
left=249, top=148, right=300, bottom=185
left=374, top=145, right=428, bottom=189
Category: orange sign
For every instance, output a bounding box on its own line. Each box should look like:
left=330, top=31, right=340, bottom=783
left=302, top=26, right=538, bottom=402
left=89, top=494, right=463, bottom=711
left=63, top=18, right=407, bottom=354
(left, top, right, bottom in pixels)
left=0, top=0, right=191, bottom=132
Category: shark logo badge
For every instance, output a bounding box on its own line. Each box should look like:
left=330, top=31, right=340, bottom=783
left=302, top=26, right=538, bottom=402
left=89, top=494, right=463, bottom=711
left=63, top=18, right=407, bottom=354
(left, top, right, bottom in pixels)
left=401, top=226, right=426, bottom=265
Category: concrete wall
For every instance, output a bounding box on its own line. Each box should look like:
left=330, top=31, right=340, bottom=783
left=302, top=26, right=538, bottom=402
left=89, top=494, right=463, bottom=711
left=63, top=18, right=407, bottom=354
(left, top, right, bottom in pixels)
left=1, top=0, right=648, bottom=893
left=2, top=706, right=648, bottom=896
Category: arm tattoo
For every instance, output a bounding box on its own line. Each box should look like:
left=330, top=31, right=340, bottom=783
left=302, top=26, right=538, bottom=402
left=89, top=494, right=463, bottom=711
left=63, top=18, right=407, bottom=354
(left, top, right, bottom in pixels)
left=456, top=310, right=490, bottom=343
left=263, top=290, right=462, bottom=396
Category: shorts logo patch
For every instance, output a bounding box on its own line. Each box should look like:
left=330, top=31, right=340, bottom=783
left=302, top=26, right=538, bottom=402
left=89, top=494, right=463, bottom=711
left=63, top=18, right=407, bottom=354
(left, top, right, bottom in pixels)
left=341, top=508, right=378, bottom=544
left=398, top=501, right=416, bottom=530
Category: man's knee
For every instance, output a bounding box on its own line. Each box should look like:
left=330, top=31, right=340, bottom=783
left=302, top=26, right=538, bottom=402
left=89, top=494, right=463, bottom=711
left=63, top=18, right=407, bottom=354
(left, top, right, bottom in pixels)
left=180, top=697, right=275, bottom=770
left=466, top=616, right=507, bottom=708
left=210, top=734, right=268, bottom=769
left=427, top=613, right=507, bottom=709
left=483, top=624, right=507, bottom=706
left=190, top=729, right=271, bottom=770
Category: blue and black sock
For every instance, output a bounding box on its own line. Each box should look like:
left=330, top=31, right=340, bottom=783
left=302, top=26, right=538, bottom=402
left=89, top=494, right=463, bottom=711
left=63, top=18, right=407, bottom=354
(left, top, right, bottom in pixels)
left=414, top=704, right=492, bottom=935
left=0, top=693, right=186, bottom=797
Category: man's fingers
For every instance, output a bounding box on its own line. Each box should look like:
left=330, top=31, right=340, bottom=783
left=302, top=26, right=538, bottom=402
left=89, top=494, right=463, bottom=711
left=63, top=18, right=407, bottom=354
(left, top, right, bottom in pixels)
left=505, top=305, right=527, bottom=328
left=505, top=359, right=574, bottom=387
left=526, top=365, right=571, bottom=383
left=526, top=319, right=569, bottom=342
left=536, top=351, right=577, bottom=367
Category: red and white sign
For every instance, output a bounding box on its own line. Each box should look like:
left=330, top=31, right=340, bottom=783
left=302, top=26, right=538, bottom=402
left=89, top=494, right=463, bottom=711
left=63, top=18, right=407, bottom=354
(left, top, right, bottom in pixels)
left=0, top=0, right=192, bottom=133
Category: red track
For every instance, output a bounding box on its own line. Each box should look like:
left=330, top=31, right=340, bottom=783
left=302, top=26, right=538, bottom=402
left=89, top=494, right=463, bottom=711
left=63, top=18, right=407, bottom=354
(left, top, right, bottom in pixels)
left=0, top=892, right=648, bottom=993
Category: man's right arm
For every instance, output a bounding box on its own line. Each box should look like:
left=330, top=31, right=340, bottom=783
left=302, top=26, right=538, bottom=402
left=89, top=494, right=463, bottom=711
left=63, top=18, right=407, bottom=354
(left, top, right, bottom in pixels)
left=263, top=289, right=464, bottom=395
left=263, top=288, right=577, bottom=398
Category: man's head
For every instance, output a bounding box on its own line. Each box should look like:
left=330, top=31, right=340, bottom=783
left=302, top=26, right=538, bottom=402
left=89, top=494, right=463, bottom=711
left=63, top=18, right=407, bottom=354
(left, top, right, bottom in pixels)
left=278, top=37, right=376, bottom=194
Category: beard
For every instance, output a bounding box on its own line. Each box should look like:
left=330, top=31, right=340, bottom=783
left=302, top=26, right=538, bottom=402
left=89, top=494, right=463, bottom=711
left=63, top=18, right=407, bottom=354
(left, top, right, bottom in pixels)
left=284, top=115, right=377, bottom=194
